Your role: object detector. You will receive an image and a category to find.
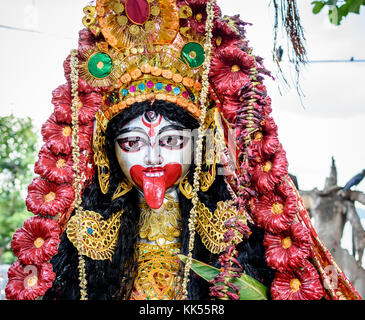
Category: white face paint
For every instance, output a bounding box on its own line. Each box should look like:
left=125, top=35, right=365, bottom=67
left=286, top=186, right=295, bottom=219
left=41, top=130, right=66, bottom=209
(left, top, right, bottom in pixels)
left=114, top=110, right=193, bottom=209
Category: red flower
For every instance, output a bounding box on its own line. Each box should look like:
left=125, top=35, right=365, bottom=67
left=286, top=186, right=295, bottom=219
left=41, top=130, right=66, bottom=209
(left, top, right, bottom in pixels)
left=209, top=45, right=256, bottom=96
left=178, top=0, right=221, bottom=35
left=218, top=96, right=241, bottom=122
left=247, top=131, right=280, bottom=163
left=26, top=178, right=75, bottom=217
left=264, top=222, right=312, bottom=271
left=11, top=216, right=60, bottom=265
left=5, top=260, right=55, bottom=300
left=271, top=261, right=324, bottom=300
left=41, top=113, right=93, bottom=155
left=35, top=146, right=74, bottom=184
left=212, top=18, right=241, bottom=51
left=251, top=185, right=296, bottom=234
left=78, top=28, right=97, bottom=50
left=253, top=116, right=280, bottom=158
left=262, top=116, right=278, bottom=135
left=250, top=145, right=288, bottom=194
left=52, top=83, right=102, bottom=125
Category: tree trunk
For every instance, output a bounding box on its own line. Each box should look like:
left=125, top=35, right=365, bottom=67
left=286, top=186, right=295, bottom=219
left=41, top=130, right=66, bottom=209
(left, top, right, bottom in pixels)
left=298, top=159, right=365, bottom=298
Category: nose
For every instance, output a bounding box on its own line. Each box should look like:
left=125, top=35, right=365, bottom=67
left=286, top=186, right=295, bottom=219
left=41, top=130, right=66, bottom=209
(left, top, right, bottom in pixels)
left=144, top=145, right=164, bottom=166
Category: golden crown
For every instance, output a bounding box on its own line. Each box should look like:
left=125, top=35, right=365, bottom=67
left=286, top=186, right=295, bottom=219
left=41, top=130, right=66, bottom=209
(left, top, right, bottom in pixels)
left=80, top=0, right=218, bottom=123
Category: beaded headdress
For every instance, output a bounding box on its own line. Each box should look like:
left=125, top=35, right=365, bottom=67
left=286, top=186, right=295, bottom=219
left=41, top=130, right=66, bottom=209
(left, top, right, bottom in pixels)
left=5, top=0, right=362, bottom=301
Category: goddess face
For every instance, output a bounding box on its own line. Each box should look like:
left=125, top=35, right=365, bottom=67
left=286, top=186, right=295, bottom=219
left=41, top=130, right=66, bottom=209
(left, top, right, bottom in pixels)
left=114, top=110, right=194, bottom=209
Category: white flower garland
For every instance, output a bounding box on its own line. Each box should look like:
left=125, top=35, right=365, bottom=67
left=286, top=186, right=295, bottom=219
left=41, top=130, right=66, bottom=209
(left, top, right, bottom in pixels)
left=180, top=0, right=216, bottom=300
left=70, top=49, right=88, bottom=300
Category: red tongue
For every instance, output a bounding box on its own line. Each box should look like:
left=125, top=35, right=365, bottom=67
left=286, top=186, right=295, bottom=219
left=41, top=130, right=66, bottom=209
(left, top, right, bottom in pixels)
left=142, top=173, right=166, bottom=209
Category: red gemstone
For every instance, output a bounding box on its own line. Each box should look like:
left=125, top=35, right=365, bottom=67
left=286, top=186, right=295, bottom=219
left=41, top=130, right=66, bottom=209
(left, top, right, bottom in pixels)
left=125, top=0, right=150, bottom=25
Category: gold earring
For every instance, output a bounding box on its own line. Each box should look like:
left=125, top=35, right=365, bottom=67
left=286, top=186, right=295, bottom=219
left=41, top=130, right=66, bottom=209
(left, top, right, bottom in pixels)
left=179, top=173, right=194, bottom=199
left=112, top=179, right=133, bottom=201
left=93, top=118, right=110, bottom=194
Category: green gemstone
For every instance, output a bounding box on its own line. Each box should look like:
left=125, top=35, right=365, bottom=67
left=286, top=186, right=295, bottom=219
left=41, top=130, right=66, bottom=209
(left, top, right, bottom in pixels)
left=88, top=52, right=112, bottom=79
left=181, top=42, right=205, bottom=68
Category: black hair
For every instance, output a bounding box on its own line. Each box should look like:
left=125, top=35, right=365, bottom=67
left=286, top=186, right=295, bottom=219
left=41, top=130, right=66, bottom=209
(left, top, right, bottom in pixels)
left=43, top=100, right=274, bottom=300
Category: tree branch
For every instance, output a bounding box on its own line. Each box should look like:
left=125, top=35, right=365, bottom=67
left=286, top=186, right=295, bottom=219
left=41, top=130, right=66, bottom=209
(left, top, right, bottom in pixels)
left=340, top=190, right=365, bottom=206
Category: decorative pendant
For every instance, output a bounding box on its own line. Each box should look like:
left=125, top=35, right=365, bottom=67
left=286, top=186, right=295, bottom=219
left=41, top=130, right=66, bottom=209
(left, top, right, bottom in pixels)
left=125, top=0, right=150, bottom=25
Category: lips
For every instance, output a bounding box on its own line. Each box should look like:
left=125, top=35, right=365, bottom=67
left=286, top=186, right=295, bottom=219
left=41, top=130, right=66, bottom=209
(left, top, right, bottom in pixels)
left=130, top=163, right=182, bottom=209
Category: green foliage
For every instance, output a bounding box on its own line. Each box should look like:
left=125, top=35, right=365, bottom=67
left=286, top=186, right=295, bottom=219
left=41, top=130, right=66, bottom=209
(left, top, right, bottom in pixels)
left=311, top=0, right=365, bottom=25
left=178, top=254, right=268, bottom=300
left=0, top=115, right=38, bottom=264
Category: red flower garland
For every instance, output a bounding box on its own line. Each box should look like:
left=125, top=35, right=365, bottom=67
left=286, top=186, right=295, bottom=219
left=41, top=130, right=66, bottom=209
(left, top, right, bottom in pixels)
left=264, top=222, right=311, bottom=271
left=26, top=178, right=75, bottom=217
left=178, top=0, right=221, bottom=35
left=271, top=260, right=324, bottom=300
left=251, top=184, right=296, bottom=234
left=52, top=83, right=102, bottom=125
left=35, top=146, right=74, bottom=184
left=250, top=145, right=288, bottom=194
left=209, top=45, right=256, bottom=96
left=212, top=18, right=241, bottom=51
left=11, top=216, right=60, bottom=265
left=247, top=130, right=280, bottom=163
left=41, top=113, right=93, bottom=155
left=78, top=28, right=98, bottom=51
left=5, top=260, right=56, bottom=300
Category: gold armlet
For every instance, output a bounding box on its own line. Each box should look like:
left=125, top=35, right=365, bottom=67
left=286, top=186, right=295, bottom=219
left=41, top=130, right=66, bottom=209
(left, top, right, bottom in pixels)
left=66, top=209, right=123, bottom=260
left=195, top=200, right=245, bottom=254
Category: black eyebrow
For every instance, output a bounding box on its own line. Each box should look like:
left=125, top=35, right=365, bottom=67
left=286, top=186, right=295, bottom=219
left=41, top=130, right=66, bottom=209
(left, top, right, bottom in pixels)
left=158, top=125, right=186, bottom=135
left=117, top=127, right=147, bottom=136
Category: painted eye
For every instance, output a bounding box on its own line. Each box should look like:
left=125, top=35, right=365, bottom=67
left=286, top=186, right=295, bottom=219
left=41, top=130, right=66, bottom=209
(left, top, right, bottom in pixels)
left=159, top=135, right=188, bottom=150
left=117, top=137, right=146, bottom=152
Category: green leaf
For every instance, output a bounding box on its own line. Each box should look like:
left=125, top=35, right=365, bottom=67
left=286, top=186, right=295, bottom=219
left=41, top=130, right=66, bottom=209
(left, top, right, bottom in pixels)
left=329, top=6, right=340, bottom=25
left=312, top=1, right=326, bottom=14
left=347, top=0, right=364, bottom=13
left=178, top=254, right=268, bottom=300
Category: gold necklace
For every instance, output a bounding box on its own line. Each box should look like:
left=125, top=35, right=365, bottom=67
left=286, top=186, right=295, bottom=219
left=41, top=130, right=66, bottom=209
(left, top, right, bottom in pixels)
left=138, top=197, right=181, bottom=247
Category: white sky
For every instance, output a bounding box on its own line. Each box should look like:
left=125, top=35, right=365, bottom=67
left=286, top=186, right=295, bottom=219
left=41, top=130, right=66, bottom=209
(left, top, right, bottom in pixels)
left=0, top=0, right=364, bottom=194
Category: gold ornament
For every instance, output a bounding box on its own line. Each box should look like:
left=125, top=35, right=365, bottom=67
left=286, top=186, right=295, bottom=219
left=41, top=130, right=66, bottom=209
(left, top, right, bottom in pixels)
left=117, top=15, right=128, bottom=26
left=179, top=5, right=193, bottom=19
left=112, top=179, right=133, bottom=201
left=67, top=209, right=123, bottom=260
left=196, top=200, right=246, bottom=254
left=93, top=114, right=110, bottom=194
left=151, top=6, right=161, bottom=16
left=82, top=5, right=100, bottom=36
left=130, top=242, right=182, bottom=300
left=179, top=173, right=194, bottom=199
left=139, top=199, right=181, bottom=247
